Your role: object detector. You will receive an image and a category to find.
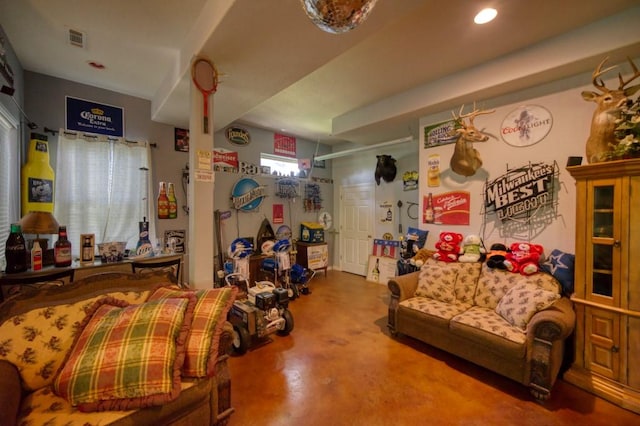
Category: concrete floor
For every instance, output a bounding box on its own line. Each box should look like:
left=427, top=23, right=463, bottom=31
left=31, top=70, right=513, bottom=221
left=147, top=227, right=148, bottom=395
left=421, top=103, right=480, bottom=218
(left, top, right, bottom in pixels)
left=227, top=270, right=639, bottom=426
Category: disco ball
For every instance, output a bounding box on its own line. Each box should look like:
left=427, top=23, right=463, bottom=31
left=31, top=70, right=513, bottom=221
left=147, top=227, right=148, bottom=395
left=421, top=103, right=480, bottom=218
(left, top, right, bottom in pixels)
left=301, top=0, right=378, bottom=34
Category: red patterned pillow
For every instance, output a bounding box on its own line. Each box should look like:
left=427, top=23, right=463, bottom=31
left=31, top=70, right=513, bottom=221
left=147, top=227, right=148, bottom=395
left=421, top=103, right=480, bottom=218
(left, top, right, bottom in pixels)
left=148, top=286, right=237, bottom=377
left=53, top=294, right=195, bottom=412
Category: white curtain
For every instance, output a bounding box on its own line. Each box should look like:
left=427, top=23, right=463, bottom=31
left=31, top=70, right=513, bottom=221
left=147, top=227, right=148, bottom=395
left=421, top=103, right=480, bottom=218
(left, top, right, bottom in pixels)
left=0, top=104, right=20, bottom=270
left=54, top=130, right=155, bottom=255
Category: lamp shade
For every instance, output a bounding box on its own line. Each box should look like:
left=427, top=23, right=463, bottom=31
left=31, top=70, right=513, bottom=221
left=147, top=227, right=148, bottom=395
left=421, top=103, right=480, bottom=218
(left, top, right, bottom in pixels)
left=19, top=211, right=59, bottom=234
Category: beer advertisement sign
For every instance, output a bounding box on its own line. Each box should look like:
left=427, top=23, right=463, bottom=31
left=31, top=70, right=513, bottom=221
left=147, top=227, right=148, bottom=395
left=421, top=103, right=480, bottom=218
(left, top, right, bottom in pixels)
left=484, top=162, right=557, bottom=222
left=423, top=191, right=470, bottom=225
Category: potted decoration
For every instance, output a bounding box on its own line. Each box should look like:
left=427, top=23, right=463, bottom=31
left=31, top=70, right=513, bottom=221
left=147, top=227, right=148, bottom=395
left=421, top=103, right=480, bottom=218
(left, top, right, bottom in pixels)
left=609, top=96, right=640, bottom=160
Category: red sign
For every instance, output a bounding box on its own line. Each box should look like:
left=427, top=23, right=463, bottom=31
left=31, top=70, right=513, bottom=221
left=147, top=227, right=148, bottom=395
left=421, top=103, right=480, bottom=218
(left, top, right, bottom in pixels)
left=272, top=204, right=284, bottom=224
left=213, top=148, right=238, bottom=172
left=424, top=191, right=470, bottom=225
left=274, top=133, right=296, bottom=157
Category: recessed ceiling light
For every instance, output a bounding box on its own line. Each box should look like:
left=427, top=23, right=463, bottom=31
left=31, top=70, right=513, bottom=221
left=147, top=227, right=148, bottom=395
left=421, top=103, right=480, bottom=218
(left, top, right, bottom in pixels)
left=474, top=8, right=497, bottom=25
left=87, top=61, right=105, bottom=69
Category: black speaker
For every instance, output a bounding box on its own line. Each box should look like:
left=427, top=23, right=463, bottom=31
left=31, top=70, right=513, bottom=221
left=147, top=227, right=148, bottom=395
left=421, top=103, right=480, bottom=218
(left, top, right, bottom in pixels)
left=566, top=156, right=582, bottom=167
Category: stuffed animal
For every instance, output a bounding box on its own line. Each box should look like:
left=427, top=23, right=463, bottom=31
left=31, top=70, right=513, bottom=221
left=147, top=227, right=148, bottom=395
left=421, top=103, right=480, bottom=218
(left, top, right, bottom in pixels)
left=458, top=234, right=485, bottom=263
left=432, top=231, right=463, bottom=262
left=503, top=242, right=544, bottom=275
left=409, top=248, right=436, bottom=268
left=485, top=243, right=508, bottom=269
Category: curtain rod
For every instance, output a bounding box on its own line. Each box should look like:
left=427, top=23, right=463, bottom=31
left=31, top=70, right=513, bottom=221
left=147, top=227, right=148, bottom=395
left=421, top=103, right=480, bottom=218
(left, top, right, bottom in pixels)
left=314, top=136, right=413, bottom=161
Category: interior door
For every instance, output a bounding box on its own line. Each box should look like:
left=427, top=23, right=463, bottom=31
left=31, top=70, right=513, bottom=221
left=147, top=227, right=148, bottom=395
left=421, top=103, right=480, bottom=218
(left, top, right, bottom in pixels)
left=340, top=183, right=374, bottom=275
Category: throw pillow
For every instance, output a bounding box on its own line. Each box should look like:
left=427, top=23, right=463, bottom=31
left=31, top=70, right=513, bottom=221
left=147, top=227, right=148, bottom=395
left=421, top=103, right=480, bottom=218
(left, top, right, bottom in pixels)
left=540, top=249, right=575, bottom=295
left=416, top=262, right=458, bottom=303
left=473, top=264, right=520, bottom=309
left=53, top=294, right=195, bottom=412
left=495, top=282, right=560, bottom=330
left=147, top=285, right=237, bottom=377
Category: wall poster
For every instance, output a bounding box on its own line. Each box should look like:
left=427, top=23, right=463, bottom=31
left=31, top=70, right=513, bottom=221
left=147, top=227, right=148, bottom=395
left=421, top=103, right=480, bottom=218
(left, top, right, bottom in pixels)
left=366, top=255, right=397, bottom=284
left=483, top=161, right=558, bottom=223
left=423, top=191, right=470, bottom=225
left=423, top=119, right=458, bottom=148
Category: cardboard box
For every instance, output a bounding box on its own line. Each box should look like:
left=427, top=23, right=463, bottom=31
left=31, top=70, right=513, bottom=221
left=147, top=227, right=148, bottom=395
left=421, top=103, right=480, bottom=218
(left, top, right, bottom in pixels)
left=300, top=222, right=324, bottom=243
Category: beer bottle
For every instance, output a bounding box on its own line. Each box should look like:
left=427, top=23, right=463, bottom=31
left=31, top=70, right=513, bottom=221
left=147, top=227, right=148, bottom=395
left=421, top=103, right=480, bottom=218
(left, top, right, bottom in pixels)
left=424, top=193, right=435, bottom=224
left=81, top=235, right=94, bottom=263
left=167, top=182, right=178, bottom=219
left=5, top=223, right=28, bottom=273
left=158, top=182, right=169, bottom=219
left=54, top=226, right=72, bottom=267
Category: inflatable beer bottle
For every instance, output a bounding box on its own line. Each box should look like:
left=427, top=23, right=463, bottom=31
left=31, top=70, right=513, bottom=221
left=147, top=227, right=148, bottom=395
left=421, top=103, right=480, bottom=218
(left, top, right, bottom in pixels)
left=21, top=133, right=55, bottom=215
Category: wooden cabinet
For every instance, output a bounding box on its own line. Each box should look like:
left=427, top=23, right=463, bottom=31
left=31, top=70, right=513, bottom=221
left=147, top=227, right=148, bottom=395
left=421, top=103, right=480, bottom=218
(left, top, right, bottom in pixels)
left=565, top=159, right=640, bottom=413
left=296, top=242, right=328, bottom=276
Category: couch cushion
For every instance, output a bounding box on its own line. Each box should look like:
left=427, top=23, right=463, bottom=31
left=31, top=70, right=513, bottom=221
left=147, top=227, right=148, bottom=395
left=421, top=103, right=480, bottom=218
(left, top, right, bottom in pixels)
left=400, top=297, right=471, bottom=321
left=0, top=290, right=149, bottom=391
left=17, top=379, right=202, bottom=426
left=495, top=282, right=560, bottom=330
left=473, top=265, right=521, bottom=309
left=53, top=294, right=195, bottom=411
left=147, top=285, right=237, bottom=377
left=451, top=262, right=483, bottom=304
left=450, top=306, right=527, bottom=352
left=416, top=262, right=458, bottom=303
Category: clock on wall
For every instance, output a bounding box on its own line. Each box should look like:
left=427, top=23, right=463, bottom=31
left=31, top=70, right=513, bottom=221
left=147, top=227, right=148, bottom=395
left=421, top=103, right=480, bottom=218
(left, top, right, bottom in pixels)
left=318, top=211, right=333, bottom=230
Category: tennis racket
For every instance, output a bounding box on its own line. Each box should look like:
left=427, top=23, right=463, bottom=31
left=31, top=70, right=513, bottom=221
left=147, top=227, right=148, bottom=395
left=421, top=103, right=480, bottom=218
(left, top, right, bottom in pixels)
left=191, top=57, right=219, bottom=134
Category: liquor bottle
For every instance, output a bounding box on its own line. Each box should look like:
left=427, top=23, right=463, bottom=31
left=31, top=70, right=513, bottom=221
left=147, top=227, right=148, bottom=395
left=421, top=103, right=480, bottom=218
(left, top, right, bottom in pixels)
left=167, top=182, right=178, bottom=219
left=5, top=223, right=28, bottom=273
left=158, top=182, right=169, bottom=219
left=31, top=240, right=43, bottom=271
left=54, top=226, right=72, bottom=267
left=81, top=235, right=94, bottom=263
left=372, top=258, right=380, bottom=282
left=21, top=133, right=55, bottom=215
left=424, top=193, right=434, bottom=224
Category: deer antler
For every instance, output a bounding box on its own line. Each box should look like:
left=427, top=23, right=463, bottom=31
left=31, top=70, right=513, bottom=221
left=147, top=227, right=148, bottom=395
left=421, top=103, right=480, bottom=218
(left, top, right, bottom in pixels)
left=592, top=56, right=617, bottom=92
left=618, top=56, right=640, bottom=90
left=459, top=105, right=495, bottom=126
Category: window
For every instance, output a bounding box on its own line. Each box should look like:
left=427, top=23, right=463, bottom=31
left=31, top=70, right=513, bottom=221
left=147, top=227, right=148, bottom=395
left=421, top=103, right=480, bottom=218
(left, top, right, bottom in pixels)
left=260, top=153, right=301, bottom=177
left=0, top=104, right=19, bottom=271
left=54, top=131, right=155, bottom=256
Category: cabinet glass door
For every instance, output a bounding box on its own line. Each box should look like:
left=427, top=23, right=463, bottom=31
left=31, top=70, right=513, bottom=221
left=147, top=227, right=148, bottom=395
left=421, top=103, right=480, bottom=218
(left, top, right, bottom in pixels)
left=589, top=183, right=617, bottom=300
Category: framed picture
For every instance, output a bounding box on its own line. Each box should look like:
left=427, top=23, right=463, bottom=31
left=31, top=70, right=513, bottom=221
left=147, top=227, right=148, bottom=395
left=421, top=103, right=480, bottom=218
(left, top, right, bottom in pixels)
left=175, top=127, right=189, bottom=152
left=313, top=157, right=326, bottom=168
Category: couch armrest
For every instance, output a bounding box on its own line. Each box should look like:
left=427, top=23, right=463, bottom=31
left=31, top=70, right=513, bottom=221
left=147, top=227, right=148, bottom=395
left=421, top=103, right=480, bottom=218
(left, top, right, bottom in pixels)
left=387, top=271, right=420, bottom=335
left=387, top=271, right=420, bottom=302
left=212, top=321, right=235, bottom=425
left=0, top=360, right=21, bottom=426
left=526, top=297, right=576, bottom=401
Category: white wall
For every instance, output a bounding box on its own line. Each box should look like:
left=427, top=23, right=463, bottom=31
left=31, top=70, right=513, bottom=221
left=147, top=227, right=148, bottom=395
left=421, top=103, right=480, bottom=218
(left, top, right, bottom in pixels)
left=416, top=62, right=638, bottom=255
left=332, top=140, right=420, bottom=267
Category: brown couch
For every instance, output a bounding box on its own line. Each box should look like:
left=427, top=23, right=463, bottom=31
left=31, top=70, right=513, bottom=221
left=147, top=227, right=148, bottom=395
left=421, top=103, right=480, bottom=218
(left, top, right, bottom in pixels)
left=0, top=270, right=234, bottom=426
left=387, top=259, right=575, bottom=400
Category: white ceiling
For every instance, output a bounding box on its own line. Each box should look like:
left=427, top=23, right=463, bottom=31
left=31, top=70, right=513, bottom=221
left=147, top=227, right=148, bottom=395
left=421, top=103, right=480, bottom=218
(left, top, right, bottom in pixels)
left=1, top=0, right=640, bottom=146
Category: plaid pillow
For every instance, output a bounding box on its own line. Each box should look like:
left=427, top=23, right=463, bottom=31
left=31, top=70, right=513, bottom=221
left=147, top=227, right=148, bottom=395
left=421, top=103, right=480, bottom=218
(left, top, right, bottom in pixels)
left=53, top=294, right=195, bottom=412
left=148, top=286, right=237, bottom=377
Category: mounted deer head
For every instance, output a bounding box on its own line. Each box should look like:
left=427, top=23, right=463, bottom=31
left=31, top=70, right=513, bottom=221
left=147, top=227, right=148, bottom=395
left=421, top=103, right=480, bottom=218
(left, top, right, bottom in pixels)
left=583, top=56, right=640, bottom=163
left=449, top=104, right=495, bottom=177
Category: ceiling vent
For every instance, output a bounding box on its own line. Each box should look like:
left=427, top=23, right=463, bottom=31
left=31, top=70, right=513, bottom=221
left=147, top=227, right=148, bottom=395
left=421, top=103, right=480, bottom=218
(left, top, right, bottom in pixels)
left=68, top=28, right=85, bottom=48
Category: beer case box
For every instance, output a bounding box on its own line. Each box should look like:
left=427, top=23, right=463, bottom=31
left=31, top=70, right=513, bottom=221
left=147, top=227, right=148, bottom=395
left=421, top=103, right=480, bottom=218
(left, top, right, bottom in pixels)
left=299, top=222, right=324, bottom=243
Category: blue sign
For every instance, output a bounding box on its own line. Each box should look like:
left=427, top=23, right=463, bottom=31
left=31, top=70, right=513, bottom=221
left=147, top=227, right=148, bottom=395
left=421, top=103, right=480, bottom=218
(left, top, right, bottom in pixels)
left=231, top=178, right=266, bottom=211
left=66, top=96, right=124, bottom=137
